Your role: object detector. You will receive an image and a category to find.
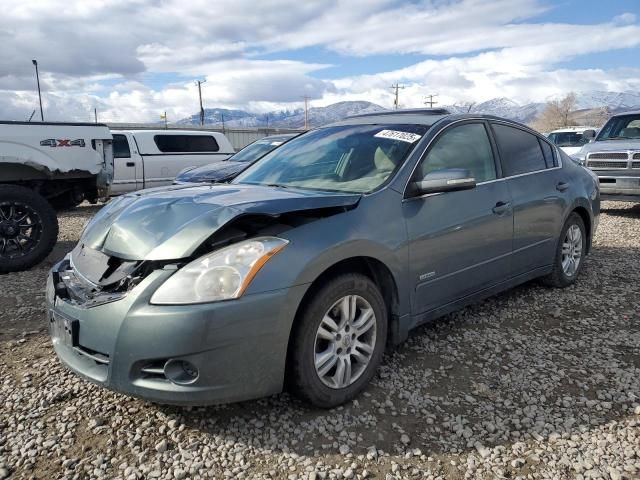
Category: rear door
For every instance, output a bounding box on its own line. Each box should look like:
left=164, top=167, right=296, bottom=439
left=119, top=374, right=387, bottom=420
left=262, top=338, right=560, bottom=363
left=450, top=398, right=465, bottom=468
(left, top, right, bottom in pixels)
left=490, top=122, right=567, bottom=275
left=111, top=133, right=141, bottom=194
left=404, top=121, right=513, bottom=314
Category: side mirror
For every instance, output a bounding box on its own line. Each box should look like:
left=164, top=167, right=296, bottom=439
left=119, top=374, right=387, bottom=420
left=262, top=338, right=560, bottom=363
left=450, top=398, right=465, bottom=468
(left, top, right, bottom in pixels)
left=582, top=129, right=596, bottom=141
left=409, top=168, right=476, bottom=197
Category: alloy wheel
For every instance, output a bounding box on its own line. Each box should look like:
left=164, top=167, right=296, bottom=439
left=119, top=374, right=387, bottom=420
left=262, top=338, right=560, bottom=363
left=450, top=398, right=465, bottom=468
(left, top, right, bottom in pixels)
left=0, top=202, right=43, bottom=259
left=314, top=295, right=377, bottom=389
left=561, top=224, right=582, bottom=277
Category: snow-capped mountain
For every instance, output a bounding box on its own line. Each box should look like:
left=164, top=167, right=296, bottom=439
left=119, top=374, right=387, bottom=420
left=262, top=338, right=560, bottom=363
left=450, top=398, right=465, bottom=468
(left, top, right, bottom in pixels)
left=177, top=101, right=385, bottom=128
left=176, top=92, right=640, bottom=129
left=572, top=91, right=640, bottom=111
left=445, top=98, right=545, bottom=123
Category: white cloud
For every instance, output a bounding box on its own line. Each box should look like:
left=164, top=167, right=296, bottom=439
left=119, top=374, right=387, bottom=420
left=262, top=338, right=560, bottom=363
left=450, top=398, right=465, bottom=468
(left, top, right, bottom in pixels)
left=0, top=0, right=639, bottom=121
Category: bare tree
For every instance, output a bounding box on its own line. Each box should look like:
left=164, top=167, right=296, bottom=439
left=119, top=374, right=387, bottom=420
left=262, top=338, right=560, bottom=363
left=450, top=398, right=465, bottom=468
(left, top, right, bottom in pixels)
left=530, top=92, right=578, bottom=132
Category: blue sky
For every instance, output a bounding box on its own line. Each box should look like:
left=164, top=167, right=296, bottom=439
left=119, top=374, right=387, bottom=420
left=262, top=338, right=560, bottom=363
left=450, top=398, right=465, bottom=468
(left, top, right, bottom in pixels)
left=1, top=0, right=639, bottom=122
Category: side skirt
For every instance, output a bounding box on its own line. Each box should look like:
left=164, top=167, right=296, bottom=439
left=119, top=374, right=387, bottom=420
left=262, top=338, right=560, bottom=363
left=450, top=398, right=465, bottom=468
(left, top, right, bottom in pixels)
left=392, top=265, right=553, bottom=345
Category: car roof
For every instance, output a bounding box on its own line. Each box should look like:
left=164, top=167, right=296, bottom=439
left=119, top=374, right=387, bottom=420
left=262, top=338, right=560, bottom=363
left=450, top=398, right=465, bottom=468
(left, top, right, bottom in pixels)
left=329, top=109, right=541, bottom=134
left=258, top=133, right=298, bottom=141
left=611, top=109, right=640, bottom=116
left=111, top=129, right=227, bottom=135
left=549, top=126, right=597, bottom=133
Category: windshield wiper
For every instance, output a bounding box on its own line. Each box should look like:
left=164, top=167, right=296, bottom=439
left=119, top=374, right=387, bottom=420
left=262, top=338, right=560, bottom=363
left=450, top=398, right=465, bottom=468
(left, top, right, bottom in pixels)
left=605, top=136, right=632, bottom=140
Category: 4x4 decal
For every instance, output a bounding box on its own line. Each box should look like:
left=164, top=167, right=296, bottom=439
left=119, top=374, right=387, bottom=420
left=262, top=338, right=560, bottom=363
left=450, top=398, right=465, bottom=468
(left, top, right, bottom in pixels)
left=40, top=138, right=86, bottom=147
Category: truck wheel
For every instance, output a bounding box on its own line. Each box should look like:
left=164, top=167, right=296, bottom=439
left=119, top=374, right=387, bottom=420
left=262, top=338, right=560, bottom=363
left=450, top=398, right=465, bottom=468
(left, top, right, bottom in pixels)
left=0, top=185, right=58, bottom=273
left=50, top=191, right=85, bottom=211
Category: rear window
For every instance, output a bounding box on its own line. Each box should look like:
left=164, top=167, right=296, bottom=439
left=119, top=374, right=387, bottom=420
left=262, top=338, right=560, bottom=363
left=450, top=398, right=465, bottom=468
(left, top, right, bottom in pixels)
left=538, top=139, right=556, bottom=168
left=492, top=124, right=547, bottom=176
left=153, top=134, right=219, bottom=153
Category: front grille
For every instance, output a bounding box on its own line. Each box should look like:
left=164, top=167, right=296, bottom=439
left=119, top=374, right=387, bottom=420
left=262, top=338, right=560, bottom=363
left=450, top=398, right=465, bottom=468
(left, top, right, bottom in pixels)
left=632, top=161, right=640, bottom=169
left=588, top=152, right=628, bottom=160
left=586, top=160, right=628, bottom=169
left=633, top=152, right=640, bottom=160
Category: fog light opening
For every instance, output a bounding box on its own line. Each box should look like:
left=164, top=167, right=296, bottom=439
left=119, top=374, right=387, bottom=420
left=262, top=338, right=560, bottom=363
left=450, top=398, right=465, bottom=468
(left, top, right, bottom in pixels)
left=163, top=359, right=199, bottom=385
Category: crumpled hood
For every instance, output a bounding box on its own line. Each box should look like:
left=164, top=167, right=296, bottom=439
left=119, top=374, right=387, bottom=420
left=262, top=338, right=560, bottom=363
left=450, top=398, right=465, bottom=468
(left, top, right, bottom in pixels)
left=578, top=139, right=640, bottom=155
left=176, top=161, right=247, bottom=183
left=80, top=183, right=361, bottom=261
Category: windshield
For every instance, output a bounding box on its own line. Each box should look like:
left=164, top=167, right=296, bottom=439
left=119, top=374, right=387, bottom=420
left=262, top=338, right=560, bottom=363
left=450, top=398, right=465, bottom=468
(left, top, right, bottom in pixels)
left=547, top=131, right=590, bottom=147
left=233, top=124, right=428, bottom=193
left=597, top=114, right=640, bottom=140
left=229, top=137, right=289, bottom=163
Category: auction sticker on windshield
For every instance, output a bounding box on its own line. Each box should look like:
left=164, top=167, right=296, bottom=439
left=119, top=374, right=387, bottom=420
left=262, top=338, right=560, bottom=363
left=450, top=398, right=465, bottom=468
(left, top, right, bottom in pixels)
left=374, top=129, right=422, bottom=143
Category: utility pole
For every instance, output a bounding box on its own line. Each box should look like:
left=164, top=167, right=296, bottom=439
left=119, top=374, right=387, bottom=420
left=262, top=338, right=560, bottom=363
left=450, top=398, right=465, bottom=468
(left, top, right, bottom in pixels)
left=160, top=111, right=168, bottom=129
left=423, top=94, right=439, bottom=108
left=94, top=108, right=98, bottom=124
left=27, top=110, right=35, bottom=122
left=32, top=59, right=44, bottom=121
left=220, top=112, right=225, bottom=133
left=389, top=83, right=405, bottom=109
left=301, top=96, right=310, bottom=129
left=196, top=80, right=206, bottom=126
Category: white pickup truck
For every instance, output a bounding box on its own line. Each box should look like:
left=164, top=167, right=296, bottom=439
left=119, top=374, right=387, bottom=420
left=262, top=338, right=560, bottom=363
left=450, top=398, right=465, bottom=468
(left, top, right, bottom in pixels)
left=0, top=121, right=113, bottom=272
left=110, top=130, right=234, bottom=194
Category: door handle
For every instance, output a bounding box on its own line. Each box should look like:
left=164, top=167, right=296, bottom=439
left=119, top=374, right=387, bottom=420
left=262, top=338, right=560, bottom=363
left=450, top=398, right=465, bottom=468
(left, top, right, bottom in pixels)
left=556, top=181, right=569, bottom=192
left=492, top=201, right=511, bottom=215
left=126, top=162, right=135, bottom=167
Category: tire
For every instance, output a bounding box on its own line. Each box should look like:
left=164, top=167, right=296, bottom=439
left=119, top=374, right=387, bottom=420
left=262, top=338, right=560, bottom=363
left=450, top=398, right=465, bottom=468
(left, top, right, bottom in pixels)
left=541, top=212, right=586, bottom=288
left=50, top=191, right=84, bottom=211
left=0, top=185, right=59, bottom=273
left=290, top=273, right=387, bottom=408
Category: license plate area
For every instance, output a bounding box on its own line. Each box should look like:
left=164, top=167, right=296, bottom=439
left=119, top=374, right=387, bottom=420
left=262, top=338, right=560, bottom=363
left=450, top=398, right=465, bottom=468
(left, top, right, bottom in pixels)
left=50, top=312, right=79, bottom=347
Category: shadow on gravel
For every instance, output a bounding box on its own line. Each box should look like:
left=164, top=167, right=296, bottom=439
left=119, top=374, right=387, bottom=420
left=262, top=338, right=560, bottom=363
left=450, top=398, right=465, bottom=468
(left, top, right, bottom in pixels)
left=600, top=203, right=640, bottom=218
left=164, top=245, right=639, bottom=462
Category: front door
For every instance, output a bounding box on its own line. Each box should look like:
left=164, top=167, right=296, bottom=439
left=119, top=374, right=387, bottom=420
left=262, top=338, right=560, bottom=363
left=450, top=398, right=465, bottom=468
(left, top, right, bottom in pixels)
left=403, top=122, right=513, bottom=315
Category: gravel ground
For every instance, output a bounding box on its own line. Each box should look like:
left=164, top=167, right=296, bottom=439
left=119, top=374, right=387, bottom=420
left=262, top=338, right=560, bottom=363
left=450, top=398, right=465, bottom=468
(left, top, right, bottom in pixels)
left=1, top=201, right=639, bottom=480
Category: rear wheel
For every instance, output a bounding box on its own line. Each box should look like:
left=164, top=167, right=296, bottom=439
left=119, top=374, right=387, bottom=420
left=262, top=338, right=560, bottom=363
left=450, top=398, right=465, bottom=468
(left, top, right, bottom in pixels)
left=0, top=185, right=58, bottom=273
left=290, top=273, right=387, bottom=407
left=542, top=212, right=586, bottom=288
left=50, top=190, right=85, bottom=211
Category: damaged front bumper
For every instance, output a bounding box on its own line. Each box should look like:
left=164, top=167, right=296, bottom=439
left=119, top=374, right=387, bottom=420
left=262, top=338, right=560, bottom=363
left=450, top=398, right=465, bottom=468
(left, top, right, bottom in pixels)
left=47, top=254, right=306, bottom=405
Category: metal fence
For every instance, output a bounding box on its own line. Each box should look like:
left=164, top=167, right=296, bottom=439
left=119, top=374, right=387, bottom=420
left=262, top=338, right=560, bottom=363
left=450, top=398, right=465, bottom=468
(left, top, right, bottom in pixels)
left=108, top=124, right=305, bottom=150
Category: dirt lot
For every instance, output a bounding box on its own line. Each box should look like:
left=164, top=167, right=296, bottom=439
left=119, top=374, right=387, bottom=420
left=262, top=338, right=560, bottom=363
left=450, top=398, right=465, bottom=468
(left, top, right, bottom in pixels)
left=1, top=202, right=639, bottom=480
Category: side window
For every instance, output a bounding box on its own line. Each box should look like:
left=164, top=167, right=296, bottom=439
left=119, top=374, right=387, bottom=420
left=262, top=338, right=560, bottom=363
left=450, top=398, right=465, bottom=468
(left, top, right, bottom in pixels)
left=112, top=134, right=131, bottom=159
left=154, top=135, right=219, bottom=153
left=492, top=124, right=546, bottom=176
left=418, top=123, right=497, bottom=183
left=539, top=139, right=556, bottom=168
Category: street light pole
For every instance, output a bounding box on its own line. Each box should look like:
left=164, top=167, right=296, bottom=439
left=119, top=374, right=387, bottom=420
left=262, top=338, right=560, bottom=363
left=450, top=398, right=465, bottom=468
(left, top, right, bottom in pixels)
left=196, top=80, right=206, bottom=126
left=32, top=59, right=44, bottom=121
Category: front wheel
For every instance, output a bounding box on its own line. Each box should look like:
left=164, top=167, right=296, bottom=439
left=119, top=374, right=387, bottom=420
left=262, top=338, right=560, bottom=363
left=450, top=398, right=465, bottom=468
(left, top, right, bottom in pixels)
left=289, top=273, right=387, bottom=408
left=542, top=212, right=586, bottom=288
left=0, top=185, right=58, bottom=273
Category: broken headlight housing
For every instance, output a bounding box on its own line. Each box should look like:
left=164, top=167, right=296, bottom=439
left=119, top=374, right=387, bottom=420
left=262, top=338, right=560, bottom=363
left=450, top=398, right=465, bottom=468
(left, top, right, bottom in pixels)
left=150, top=237, right=288, bottom=305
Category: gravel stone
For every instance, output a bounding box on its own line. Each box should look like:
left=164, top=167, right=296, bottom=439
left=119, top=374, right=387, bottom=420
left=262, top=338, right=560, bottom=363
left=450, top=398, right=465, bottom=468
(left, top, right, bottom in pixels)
left=0, top=201, right=639, bottom=479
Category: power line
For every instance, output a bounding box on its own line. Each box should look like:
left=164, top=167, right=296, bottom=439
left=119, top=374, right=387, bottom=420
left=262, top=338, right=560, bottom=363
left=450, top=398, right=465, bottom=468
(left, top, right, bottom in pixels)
left=390, top=84, right=405, bottom=109
left=423, top=94, right=439, bottom=108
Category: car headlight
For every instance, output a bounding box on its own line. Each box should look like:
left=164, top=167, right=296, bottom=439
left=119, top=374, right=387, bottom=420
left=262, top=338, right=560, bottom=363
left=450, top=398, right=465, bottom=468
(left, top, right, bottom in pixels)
left=150, top=237, right=288, bottom=305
